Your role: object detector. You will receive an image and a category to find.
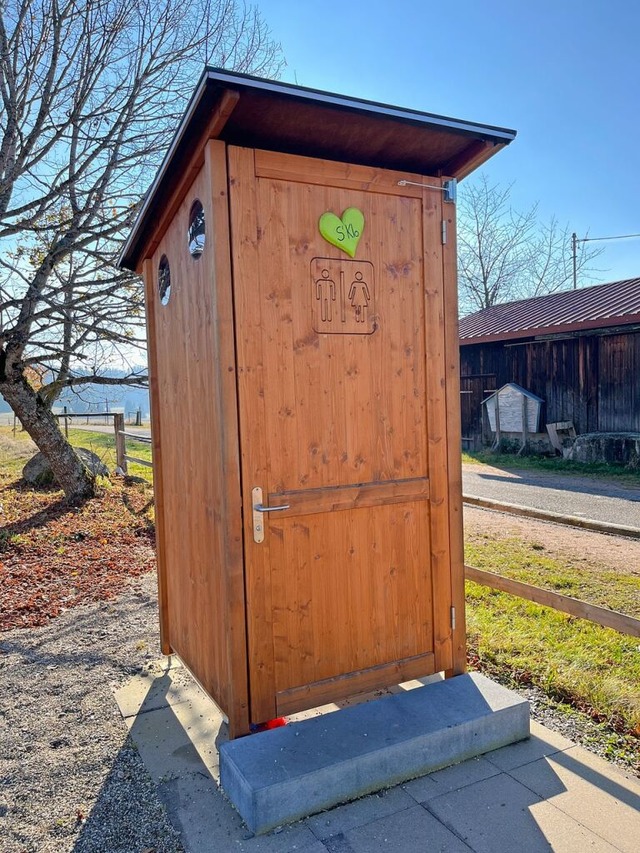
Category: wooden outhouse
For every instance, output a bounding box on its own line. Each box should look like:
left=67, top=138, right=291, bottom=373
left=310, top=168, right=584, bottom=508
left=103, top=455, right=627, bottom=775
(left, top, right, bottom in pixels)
left=120, top=68, right=516, bottom=737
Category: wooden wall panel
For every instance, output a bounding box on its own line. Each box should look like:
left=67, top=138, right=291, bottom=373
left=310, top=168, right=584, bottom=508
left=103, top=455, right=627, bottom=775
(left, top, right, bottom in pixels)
left=460, top=330, right=640, bottom=443
left=145, top=144, right=248, bottom=735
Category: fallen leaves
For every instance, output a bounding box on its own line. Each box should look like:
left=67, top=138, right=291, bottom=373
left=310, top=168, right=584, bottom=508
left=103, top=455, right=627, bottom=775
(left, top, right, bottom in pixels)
left=0, top=478, right=156, bottom=631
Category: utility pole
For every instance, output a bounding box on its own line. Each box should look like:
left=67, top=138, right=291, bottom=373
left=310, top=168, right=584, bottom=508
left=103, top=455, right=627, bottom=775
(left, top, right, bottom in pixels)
left=572, top=230, right=640, bottom=290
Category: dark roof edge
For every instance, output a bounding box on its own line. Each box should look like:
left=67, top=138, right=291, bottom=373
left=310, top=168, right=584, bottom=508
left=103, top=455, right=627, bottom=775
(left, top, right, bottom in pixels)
left=201, top=67, right=517, bottom=142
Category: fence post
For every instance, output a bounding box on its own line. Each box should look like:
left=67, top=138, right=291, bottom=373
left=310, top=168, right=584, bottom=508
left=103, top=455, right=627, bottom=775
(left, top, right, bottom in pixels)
left=114, top=413, right=127, bottom=474
left=63, top=405, right=69, bottom=438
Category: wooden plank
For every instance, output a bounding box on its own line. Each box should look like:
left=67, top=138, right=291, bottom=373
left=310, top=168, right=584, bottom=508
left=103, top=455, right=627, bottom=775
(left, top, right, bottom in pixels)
left=268, top=477, right=430, bottom=518
left=204, top=139, right=249, bottom=738
left=114, top=413, right=127, bottom=474
left=137, top=91, right=240, bottom=269
left=123, top=455, right=153, bottom=468
left=142, top=258, right=171, bottom=655
left=276, top=652, right=436, bottom=717
left=422, top=180, right=453, bottom=674
left=228, top=145, right=277, bottom=726
left=255, top=149, right=424, bottom=198
left=440, top=191, right=466, bottom=676
left=465, top=565, right=640, bottom=638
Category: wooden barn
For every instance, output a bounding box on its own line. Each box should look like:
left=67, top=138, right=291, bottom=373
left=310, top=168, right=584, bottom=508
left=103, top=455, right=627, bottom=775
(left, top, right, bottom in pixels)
left=459, top=278, right=640, bottom=448
left=120, top=68, right=515, bottom=737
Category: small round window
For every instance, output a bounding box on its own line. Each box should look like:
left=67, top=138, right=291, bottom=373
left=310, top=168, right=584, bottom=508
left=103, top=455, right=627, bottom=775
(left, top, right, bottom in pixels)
left=188, top=200, right=205, bottom=258
left=158, top=255, right=171, bottom=305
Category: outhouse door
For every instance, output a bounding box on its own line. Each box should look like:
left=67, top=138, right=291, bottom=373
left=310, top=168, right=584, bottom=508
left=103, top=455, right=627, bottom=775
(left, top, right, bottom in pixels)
left=229, top=146, right=458, bottom=724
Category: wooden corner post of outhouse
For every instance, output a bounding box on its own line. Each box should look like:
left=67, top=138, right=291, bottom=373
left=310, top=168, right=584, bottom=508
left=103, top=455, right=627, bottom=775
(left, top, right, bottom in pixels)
left=120, top=69, right=516, bottom=738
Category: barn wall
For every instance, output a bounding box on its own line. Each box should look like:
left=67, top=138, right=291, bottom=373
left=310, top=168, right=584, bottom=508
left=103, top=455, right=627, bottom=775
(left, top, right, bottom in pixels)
left=460, top=329, right=640, bottom=443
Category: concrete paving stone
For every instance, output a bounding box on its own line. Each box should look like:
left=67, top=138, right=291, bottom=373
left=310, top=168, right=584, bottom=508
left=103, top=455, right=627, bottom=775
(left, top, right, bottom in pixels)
left=402, top=755, right=501, bottom=804
left=125, top=702, right=204, bottom=782
left=304, top=786, right=415, bottom=840
left=526, top=800, right=624, bottom=853
left=158, top=772, right=321, bottom=853
left=114, top=659, right=199, bottom=718
left=342, top=804, right=473, bottom=852
left=509, top=747, right=640, bottom=853
left=426, top=771, right=554, bottom=852
left=484, top=719, right=574, bottom=771
left=169, top=687, right=227, bottom=780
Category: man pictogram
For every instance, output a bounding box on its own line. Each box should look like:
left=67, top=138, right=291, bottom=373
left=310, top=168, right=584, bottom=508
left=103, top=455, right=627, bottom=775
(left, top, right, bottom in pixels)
left=315, top=268, right=336, bottom=323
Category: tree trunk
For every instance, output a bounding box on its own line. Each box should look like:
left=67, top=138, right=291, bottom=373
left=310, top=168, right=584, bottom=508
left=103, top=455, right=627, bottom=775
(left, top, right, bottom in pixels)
left=0, top=373, right=96, bottom=503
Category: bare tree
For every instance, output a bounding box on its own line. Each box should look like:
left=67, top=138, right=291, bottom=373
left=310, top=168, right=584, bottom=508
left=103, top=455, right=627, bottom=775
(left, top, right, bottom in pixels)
left=0, top=0, right=283, bottom=501
left=457, top=175, right=602, bottom=314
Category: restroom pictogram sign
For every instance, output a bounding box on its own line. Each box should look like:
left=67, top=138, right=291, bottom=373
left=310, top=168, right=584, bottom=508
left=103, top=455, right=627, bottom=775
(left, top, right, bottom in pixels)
left=311, top=258, right=376, bottom=334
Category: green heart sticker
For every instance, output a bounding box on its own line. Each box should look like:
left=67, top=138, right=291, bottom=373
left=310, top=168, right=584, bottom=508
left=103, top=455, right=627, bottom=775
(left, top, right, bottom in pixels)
left=318, top=207, right=365, bottom=258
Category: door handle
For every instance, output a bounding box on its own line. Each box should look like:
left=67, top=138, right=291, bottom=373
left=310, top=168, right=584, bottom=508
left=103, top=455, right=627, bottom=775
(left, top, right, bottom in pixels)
left=252, top=487, right=290, bottom=543
left=254, top=504, right=290, bottom=513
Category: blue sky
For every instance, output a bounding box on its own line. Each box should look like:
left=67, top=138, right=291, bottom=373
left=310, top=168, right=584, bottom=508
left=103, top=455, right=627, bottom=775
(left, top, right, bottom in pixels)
left=259, top=0, right=640, bottom=284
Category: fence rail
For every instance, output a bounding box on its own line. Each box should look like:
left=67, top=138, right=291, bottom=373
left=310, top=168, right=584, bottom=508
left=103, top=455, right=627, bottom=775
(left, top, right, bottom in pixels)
left=465, top=564, right=640, bottom=638
left=113, top=413, right=152, bottom=473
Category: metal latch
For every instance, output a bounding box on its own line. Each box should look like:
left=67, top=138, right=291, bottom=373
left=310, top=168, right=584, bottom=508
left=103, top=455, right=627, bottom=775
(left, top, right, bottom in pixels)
left=252, top=487, right=290, bottom=543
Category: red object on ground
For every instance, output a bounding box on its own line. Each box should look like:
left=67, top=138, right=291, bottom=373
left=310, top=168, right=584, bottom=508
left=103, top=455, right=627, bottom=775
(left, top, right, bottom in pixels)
left=250, top=717, right=287, bottom=733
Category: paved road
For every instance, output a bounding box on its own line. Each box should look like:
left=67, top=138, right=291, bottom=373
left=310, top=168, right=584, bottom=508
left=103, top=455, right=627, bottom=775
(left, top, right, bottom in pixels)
left=462, top=463, right=640, bottom=529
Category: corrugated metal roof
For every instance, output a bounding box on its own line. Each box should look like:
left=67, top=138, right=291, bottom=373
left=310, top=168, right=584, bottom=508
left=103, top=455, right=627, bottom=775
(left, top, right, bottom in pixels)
left=459, top=278, right=640, bottom=345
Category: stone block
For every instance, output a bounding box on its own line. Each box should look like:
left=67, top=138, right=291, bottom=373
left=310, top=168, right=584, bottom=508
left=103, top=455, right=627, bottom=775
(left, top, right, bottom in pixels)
left=219, top=672, right=529, bottom=834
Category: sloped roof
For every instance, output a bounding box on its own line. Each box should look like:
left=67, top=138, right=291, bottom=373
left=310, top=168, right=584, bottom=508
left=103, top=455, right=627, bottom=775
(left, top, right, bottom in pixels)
left=120, top=68, right=516, bottom=271
left=482, top=383, right=544, bottom=404
left=459, top=278, right=640, bottom=345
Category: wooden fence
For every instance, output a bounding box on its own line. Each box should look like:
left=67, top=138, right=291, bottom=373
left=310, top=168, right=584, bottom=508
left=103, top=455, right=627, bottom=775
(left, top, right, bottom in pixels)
left=465, top=564, right=640, bottom=638
left=112, top=413, right=152, bottom=474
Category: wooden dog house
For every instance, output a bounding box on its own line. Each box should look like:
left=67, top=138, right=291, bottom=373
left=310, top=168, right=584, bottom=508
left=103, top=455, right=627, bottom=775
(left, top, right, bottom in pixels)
left=120, top=69, right=515, bottom=737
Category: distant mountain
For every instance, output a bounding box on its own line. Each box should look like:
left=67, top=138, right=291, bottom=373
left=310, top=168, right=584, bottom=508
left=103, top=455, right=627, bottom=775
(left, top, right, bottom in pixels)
left=1, top=367, right=149, bottom=417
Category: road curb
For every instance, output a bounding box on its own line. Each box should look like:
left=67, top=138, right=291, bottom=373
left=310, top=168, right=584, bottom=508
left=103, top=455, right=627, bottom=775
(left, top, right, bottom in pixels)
left=463, top=494, right=640, bottom=540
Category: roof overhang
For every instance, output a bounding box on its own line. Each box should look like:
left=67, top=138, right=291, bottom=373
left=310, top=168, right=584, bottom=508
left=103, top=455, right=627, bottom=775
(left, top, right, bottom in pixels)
left=120, top=68, right=516, bottom=271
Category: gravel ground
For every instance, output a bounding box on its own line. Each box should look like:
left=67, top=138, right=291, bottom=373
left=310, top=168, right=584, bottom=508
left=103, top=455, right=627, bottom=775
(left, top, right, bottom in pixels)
left=0, top=572, right=183, bottom=853
left=1, top=566, right=637, bottom=853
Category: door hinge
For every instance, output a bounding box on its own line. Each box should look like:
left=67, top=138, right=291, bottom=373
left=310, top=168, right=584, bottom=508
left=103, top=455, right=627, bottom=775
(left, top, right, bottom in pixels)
left=450, top=606, right=456, bottom=630
left=441, top=219, right=448, bottom=245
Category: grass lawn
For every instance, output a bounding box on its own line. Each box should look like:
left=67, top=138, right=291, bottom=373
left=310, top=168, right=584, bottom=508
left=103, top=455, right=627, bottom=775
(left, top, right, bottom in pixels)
left=465, top=529, right=640, bottom=775
left=0, top=425, right=153, bottom=483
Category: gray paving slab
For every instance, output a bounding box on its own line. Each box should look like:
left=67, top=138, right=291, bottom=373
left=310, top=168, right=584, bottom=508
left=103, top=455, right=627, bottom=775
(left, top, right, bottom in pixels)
left=402, top=755, right=500, bottom=803
left=510, top=746, right=640, bottom=853
left=114, top=657, right=195, bottom=718
left=220, top=672, right=529, bottom=834
left=305, top=786, right=415, bottom=840
left=159, top=772, right=321, bottom=853
left=484, top=719, right=575, bottom=771
left=340, top=804, right=473, bottom=852
left=426, top=771, right=552, bottom=852
left=113, top=659, right=640, bottom=853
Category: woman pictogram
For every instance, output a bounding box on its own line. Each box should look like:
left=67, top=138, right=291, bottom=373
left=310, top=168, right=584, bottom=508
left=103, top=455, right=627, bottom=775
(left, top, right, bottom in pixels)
left=348, top=271, right=370, bottom=323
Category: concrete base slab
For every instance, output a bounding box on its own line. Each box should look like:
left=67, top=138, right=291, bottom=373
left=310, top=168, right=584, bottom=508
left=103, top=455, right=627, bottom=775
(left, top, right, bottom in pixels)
left=219, top=671, right=530, bottom=834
